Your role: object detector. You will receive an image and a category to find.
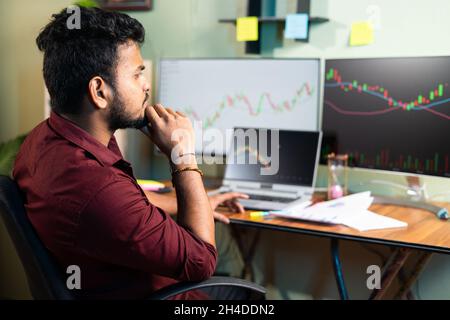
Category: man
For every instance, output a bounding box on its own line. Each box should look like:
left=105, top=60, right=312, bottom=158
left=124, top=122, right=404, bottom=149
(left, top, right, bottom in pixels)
left=13, top=7, right=246, bottom=299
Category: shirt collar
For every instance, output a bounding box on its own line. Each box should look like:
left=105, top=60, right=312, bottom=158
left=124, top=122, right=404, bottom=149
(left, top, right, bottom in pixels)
left=48, top=111, right=128, bottom=167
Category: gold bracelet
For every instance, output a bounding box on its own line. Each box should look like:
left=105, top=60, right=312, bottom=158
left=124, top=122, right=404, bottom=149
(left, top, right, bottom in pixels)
left=179, top=152, right=196, bottom=158
left=171, top=166, right=203, bottom=178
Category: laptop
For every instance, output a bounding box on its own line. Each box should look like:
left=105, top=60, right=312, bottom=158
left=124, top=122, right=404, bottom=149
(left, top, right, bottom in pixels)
left=210, top=128, right=322, bottom=211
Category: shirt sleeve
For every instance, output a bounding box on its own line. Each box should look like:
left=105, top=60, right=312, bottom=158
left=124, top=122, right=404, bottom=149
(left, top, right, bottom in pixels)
left=77, top=175, right=217, bottom=282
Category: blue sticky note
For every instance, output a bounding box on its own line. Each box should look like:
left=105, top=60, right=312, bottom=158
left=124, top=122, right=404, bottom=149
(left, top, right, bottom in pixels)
left=284, top=13, right=309, bottom=40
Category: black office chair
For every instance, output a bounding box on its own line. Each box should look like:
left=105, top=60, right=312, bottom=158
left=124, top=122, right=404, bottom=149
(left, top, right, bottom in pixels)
left=0, top=175, right=266, bottom=300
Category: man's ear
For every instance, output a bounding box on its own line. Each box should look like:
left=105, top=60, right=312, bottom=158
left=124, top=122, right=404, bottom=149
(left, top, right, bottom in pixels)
left=88, top=77, right=112, bottom=110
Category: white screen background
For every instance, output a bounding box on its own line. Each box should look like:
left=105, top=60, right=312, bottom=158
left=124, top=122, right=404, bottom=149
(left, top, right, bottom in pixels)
left=158, top=59, right=320, bottom=154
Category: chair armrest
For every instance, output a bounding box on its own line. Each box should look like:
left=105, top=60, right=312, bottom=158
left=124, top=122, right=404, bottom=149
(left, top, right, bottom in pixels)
left=147, top=276, right=266, bottom=300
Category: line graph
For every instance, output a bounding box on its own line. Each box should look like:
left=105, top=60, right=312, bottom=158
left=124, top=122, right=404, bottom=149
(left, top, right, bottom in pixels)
left=323, top=99, right=450, bottom=120
left=185, top=83, right=314, bottom=129
left=325, top=67, right=449, bottom=120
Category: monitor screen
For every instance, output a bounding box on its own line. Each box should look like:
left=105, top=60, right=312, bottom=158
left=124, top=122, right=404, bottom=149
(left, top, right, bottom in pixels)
left=158, top=58, right=320, bottom=155
left=224, top=128, right=322, bottom=187
left=321, top=57, right=450, bottom=178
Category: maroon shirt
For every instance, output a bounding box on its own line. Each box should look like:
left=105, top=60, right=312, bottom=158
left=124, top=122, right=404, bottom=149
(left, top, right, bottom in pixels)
left=13, top=111, right=217, bottom=299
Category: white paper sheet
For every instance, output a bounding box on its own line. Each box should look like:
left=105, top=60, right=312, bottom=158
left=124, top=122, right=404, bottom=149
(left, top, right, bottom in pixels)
left=338, top=210, right=407, bottom=231
left=270, top=192, right=408, bottom=232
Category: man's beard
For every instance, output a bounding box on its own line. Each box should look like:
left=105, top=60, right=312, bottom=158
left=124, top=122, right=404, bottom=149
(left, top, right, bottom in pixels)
left=108, top=91, right=148, bottom=130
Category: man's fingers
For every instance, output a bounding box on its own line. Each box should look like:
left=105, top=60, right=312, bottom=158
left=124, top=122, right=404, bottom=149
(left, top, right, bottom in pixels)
left=176, top=110, right=187, bottom=117
left=215, top=192, right=249, bottom=203
left=228, top=192, right=250, bottom=199
left=232, top=201, right=245, bottom=213
left=145, top=105, right=162, bottom=128
left=166, top=107, right=177, bottom=117
left=213, top=211, right=230, bottom=224
left=224, top=200, right=245, bottom=213
left=153, top=104, right=169, bottom=119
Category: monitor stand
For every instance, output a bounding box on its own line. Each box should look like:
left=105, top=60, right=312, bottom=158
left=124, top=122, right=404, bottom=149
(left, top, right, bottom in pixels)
left=354, top=175, right=428, bottom=202
left=354, top=175, right=448, bottom=220
left=405, top=175, right=428, bottom=202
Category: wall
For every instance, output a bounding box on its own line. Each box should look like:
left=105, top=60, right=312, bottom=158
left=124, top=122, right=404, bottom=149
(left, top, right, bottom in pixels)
left=0, top=0, right=73, bottom=299
left=135, top=0, right=450, bottom=300
left=0, top=0, right=75, bottom=142
left=261, top=0, right=450, bottom=299
left=0, top=0, right=245, bottom=300
left=0, top=0, right=449, bottom=299
left=120, top=0, right=248, bottom=177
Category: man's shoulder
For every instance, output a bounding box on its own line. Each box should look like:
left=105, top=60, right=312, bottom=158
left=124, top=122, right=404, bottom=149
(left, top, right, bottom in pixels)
left=16, top=119, right=95, bottom=175
left=14, top=119, right=133, bottom=205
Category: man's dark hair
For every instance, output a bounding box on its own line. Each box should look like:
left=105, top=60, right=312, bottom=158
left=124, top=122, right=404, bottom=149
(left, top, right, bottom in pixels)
left=36, top=7, right=145, bottom=114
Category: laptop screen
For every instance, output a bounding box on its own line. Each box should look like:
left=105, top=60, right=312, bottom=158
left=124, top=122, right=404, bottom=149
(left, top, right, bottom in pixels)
left=224, top=128, right=322, bottom=187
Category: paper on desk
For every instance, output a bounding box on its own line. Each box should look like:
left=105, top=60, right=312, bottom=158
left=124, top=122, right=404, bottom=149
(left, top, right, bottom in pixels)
left=310, top=191, right=373, bottom=210
left=339, top=210, right=407, bottom=232
left=271, top=191, right=407, bottom=232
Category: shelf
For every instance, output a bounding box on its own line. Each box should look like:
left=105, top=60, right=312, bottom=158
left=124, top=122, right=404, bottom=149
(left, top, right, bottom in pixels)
left=218, top=16, right=329, bottom=24
left=218, top=0, right=330, bottom=53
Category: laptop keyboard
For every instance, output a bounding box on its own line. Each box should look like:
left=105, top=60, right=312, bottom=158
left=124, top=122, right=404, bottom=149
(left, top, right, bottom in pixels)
left=246, top=194, right=298, bottom=203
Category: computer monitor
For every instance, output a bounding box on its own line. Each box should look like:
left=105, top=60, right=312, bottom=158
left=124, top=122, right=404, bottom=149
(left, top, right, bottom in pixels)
left=224, top=128, right=322, bottom=187
left=321, top=56, right=450, bottom=178
left=158, top=58, right=321, bottom=155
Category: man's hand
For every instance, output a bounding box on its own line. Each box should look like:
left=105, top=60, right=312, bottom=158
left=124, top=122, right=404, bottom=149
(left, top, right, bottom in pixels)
left=209, top=192, right=249, bottom=224
left=144, top=104, right=195, bottom=166
left=145, top=104, right=215, bottom=247
left=144, top=191, right=249, bottom=224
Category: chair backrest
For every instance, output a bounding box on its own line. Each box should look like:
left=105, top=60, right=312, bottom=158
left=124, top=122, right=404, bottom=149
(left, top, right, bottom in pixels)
left=0, top=175, right=75, bottom=300
left=149, top=276, right=267, bottom=300
left=0, top=175, right=266, bottom=301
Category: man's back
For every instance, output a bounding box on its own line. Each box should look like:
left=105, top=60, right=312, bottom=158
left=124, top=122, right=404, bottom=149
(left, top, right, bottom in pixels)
left=13, top=112, right=217, bottom=299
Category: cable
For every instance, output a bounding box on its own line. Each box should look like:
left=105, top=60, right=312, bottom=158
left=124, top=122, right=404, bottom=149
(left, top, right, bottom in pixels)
left=373, top=196, right=449, bottom=220
left=350, top=180, right=448, bottom=220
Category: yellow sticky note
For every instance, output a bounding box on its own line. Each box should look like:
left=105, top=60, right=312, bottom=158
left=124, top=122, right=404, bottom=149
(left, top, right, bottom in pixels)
left=349, top=21, right=374, bottom=46
left=236, top=16, right=259, bottom=42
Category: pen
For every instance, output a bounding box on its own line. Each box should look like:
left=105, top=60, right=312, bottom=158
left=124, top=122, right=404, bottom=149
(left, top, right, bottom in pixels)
left=249, top=211, right=270, bottom=218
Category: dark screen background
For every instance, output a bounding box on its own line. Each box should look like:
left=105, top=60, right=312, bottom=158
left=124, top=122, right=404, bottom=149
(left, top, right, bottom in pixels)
left=225, top=129, right=321, bottom=186
left=321, top=57, right=450, bottom=178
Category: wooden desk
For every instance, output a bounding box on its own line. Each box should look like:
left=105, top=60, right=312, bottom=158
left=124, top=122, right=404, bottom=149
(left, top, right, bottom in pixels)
left=161, top=183, right=450, bottom=299
left=223, top=200, right=450, bottom=300
left=226, top=202, right=450, bottom=254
